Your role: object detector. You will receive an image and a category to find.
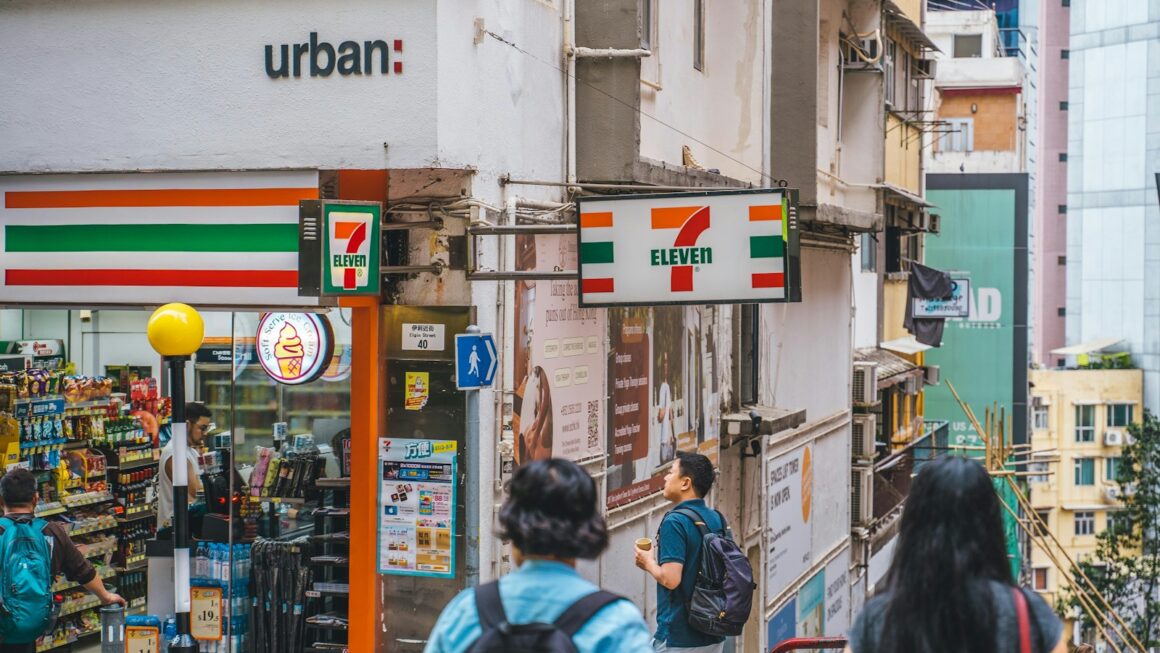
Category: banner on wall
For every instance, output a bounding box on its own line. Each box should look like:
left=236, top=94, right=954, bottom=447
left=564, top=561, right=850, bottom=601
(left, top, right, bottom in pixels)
left=513, top=234, right=606, bottom=464
left=766, top=444, right=813, bottom=593
left=766, top=598, right=796, bottom=650
left=377, top=438, right=456, bottom=578
left=824, top=549, right=852, bottom=637
left=797, top=569, right=825, bottom=641
left=605, top=305, right=721, bottom=508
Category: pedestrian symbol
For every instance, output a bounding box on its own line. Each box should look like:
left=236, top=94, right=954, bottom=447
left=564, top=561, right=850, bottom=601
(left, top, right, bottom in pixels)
left=455, top=333, right=497, bottom=390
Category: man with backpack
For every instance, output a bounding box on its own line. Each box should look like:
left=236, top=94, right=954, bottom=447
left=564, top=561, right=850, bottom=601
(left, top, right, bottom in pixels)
left=0, top=468, right=125, bottom=652
left=635, top=451, right=755, bottom=653
left=424, top=458, right=652, bottom=653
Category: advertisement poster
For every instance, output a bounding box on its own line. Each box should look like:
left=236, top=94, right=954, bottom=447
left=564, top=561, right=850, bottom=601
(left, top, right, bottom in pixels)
left=513, top=234, right=606, bottom=463
left=766, top=598, right=796, bottom=650
left=606, top=306, right=721, bottom=508
left=824, top=549, right=852, bottom=636
left=796, top=569, right=825, bottom=641
left=766, top=444, right=813, bottom=593
left=378, top=438, right=456, bottom=578
left=405, top=372, right=430, bottom=411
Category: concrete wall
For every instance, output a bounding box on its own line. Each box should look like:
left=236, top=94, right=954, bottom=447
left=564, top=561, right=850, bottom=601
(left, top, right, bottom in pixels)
left=938, top=93, right=1020, bottom=151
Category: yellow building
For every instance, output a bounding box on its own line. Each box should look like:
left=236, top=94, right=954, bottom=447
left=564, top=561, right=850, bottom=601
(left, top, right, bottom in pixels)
left=1027, top=367, right=1143, bottom=606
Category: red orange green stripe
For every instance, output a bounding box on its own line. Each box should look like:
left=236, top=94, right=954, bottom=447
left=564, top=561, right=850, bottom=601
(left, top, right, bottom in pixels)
left=582, top=278, right=615, bottom=293
left=4, top=187, right=318, bottom=209
left=749, top=235, right=785, bottom=259
left=5, top=269, right=297, bottom=288
left=579, top=212, right=613, bottom=228
left=579, top=241, right=615, bottom=265
left=4, top=223, right=298, bottom=252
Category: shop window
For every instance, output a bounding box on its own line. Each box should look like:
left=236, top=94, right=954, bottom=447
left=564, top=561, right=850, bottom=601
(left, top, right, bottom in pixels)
left=693, top=0, right=705, bottom=71
left=740, top=304, right=759, bottom=405
left=1033, top=567, right=1048, bottom=590
left=1107, top=403, right=1134, bottom=427
left=1033, top=406, right=1048, bottom=430
left=860, top=233, right=877, bottom=272
left=1074, top=458, right=1095, bottom=486
left=1105, top=456, right=1122, bottom=482
left=1075, top=405, right=1095, bottom=442
left=953, top=34, right=983, bottom=58
left=1074, top=511, right=1095, bottom=536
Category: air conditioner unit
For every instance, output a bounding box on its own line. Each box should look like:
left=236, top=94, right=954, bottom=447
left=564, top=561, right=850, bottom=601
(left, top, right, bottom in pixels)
left=924, top=365, right=941, bottom=386
left=1103, top=485, right=1121, bottom=503
left=852, top=414, right=878, bottom=460
left=927, top=213, right=941, bottom=234
left=851, top=466, right=874, bottom=527
left=1125, top=431, right=1137, bottom=445
left=1105, top=429, right=1124, bottom=446
left=852, top=362, right=879, bottom=405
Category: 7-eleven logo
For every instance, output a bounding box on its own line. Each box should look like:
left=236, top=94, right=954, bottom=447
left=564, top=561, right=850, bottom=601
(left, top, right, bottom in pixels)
left=649, top=206, right=712, bottom=292
left=329, top=212, right=373, bottom=290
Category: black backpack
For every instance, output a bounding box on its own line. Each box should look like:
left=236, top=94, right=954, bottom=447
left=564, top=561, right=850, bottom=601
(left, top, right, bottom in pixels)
left=467, top=580, right=625, bottom=653
left=671, top=507, right=756, bottom=637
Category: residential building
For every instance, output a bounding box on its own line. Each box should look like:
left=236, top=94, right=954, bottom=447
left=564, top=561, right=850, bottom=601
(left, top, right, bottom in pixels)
left=1065, top=0, right=1160, bottom=413
left=1027, top=362, right=1143, bottom=605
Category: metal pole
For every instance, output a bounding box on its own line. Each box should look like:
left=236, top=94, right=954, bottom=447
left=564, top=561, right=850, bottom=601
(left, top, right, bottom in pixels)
left=166, top=355, right=199, bottom=653
left=464, top=325, right=481, bottom=587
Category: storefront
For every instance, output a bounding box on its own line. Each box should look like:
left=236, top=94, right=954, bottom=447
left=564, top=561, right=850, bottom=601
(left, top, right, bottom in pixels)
left=0, top=170, right=387, bottom=652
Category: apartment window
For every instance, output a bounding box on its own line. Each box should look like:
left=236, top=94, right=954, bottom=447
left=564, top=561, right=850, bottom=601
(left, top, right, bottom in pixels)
left=1108, top=403, right=1134, bottom=427
left=884, top=40, right=897, bottom=106
left=860, top=233, right=877, bottom=272
left=953, top=34, right=983, bottom=58
left=1060, top=101, right=1069, bottom=111
left=740, top=304, right=759, bottom=405
left=1058, top=255, right=1067, bottom=265
left=1062, top=49, right=1070, bottom=59
left=1062, top=0, right=1070, bottom=6
left=1075, top=511, right=1095, bottom=536
left=1033, top=510, right=1051, bottom=537
left=693, top=0, right=705, bottom=71
left=1058, top=307, right=1067, bottom=317
left=1059, top=152, right=1068, bottom=162
left=1057, top=358, right=1066, bottom=368
left=1075, top=458, right=1095, bottom=486
left=1076, top=405, right=1095, bottom=442
left=1029, top=461, right=1050, bottom=484
left=1108, top=511, right=1132, bottom=535
left=640, top=0, right=653, bottom=49
left=1033, top=406, right=1048, bottom=430
left=1106, top=457, right=1122, bottom=482
left=1033, top=568, right=1049, bottom=591
left=1058, top=204, right=1067, bottom=214
left=940, top=118, right=975, bottom=152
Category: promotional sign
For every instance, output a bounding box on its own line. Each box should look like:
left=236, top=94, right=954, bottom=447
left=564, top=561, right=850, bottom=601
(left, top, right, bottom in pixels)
left=913, top=277, right=971, bottom=318
left=577, top=189, right=800, bottom=307
left=512, top=234, right=606, bottom=464
left=404, top=371, right=430, bottom=410
left=455, top=333, right=497, bottom=390
left=766, top=444, right=813, bottom=594
left=322, top=201, right=381, bottom=296
left=797, top=569, right=825, bottom=641
left=605, top=306, right=721, bottom=507
left=191, top=586, right=223, bottom=641
left=824, top=550, right=852, bottom=636
left=256, top=313, right=335, bottom=385
left=126, top=625, right=161, bottom=653
left=766, top=598, right=797, bottom=650
left=378, top=438, right=456, bottom=578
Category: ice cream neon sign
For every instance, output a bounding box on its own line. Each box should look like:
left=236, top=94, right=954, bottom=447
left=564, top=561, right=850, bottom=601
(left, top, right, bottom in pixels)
left=256, top=313, right=335, bottom=385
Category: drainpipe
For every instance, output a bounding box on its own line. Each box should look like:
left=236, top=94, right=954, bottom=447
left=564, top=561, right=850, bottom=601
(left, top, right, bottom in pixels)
left=565, top=0, right=577, bottom=187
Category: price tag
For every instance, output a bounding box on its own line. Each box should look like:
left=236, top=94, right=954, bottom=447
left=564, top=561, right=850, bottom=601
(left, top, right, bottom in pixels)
left=191, top=586, right=223, bottom=641
left=126, top=625, right=160, bottom=653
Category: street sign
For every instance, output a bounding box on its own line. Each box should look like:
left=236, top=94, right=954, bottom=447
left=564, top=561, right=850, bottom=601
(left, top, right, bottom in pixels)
left=913, top=277, right=971, bottom=318
left=455, top=333, right=497, bottom=390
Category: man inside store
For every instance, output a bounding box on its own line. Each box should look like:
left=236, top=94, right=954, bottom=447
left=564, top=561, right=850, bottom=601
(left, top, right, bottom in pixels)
left=158, top=402, right=212, bottom=530
left=0, top=468, right=126, bottom=652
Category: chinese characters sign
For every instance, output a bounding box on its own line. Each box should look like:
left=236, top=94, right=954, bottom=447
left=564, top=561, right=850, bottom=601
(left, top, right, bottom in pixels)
left=378, top=438, right=456, bottom=578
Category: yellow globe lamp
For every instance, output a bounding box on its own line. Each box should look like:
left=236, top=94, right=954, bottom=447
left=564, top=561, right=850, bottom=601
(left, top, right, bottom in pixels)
left=147, top=303, right=205, bottom=357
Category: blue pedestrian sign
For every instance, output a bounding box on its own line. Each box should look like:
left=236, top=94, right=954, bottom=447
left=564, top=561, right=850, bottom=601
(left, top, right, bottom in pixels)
left=455, top=333, right=498, bottom=390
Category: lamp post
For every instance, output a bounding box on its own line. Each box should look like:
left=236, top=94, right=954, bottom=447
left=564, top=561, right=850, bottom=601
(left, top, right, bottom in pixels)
left=147, top=303, right=205, bottom=653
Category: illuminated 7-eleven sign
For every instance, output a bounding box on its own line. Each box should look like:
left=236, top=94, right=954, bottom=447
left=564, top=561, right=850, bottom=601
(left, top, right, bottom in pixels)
left=322, top=201, right=381, bottom=296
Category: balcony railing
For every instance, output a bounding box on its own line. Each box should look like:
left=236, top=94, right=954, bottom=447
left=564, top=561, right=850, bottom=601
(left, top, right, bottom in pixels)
left=873, top=420, right=948, bottom=521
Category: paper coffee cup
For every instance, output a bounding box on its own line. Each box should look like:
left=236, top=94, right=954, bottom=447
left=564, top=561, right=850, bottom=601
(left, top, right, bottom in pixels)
left=635, top=537, right=653, bottom=551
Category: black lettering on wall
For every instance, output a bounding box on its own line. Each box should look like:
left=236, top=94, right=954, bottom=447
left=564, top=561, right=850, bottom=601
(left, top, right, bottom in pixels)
left=265, top=44, right=290, bottom=78
left=293, top=42, right=308, bottom=77
left=310, top=31, right=335, bottom=76
left=364, top=40, right=389, bottom=75
left=337, top=41, right=362, bottom=75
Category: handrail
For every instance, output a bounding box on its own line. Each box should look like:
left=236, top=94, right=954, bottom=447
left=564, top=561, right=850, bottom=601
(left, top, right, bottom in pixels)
left=770, top=637, right=848, bottom=652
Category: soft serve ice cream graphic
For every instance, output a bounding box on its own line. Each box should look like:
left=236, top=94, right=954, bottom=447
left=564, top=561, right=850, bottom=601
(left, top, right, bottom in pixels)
left=274, top=323, right=305, bottom=378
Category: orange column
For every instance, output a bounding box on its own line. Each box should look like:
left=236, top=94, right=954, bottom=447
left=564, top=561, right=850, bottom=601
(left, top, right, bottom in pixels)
left=343, top=296, right=382, bottom=652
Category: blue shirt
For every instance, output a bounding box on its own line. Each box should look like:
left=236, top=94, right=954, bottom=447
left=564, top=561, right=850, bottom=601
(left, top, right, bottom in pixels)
left=424, top=559, right=653, bottom=653
left=656, top=499, right=727, bottom=648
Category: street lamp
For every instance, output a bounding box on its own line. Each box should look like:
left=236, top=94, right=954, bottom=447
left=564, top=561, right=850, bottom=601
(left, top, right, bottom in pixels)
left=147, top=303, right=205, bottom=653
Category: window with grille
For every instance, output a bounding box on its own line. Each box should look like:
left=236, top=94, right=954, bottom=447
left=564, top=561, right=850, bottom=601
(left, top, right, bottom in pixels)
left=1074, top=458, right=1095, bottom=486
left=1108, top=403, right=1134, bottom=427
left=1074, top=511, right=1095, bottom=535
left=1033, top=406, right=1048, bottom=430
left=1075, top=405, right=1095, bottom=442
left=1033, top=568, right=1048, bottom=590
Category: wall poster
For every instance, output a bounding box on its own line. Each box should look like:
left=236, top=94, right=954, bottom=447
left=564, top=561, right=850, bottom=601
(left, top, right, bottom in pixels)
left=513, top=234, right=606, bottom=464
left=605, top=305, right=721, bottom=508
left=377, top=438, right=456, bottom=578
left=766, top=444, right=813, bottom=594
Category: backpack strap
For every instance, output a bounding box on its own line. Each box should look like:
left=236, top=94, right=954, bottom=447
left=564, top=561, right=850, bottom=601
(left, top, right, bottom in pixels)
left=473, top=581, right=508, bottom=630
left=672, top=506, right=721, bottom=538
left=553, top=591, right=624, bottom=637
left=1012, top=587, right=1031, bottom=653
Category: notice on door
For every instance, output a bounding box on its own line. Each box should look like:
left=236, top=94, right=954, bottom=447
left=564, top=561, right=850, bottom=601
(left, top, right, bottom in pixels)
left=402, top=323, right=446, bottom=351
left=378, top=438, right=457, bottom=578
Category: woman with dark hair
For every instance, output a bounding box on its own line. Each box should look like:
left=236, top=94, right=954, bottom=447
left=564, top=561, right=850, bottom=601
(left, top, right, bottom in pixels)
left=424, top=458, right=652, bottom=653
left=847, top=455, right=1066, bottom=653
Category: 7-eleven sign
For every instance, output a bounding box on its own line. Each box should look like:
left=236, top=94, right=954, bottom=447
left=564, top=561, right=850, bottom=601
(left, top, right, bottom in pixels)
left=322, top=201, right=381, bottom=296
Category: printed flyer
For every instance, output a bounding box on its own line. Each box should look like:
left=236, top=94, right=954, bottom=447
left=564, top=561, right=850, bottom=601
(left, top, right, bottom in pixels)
left=378, top=438, right=456, bottom=578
